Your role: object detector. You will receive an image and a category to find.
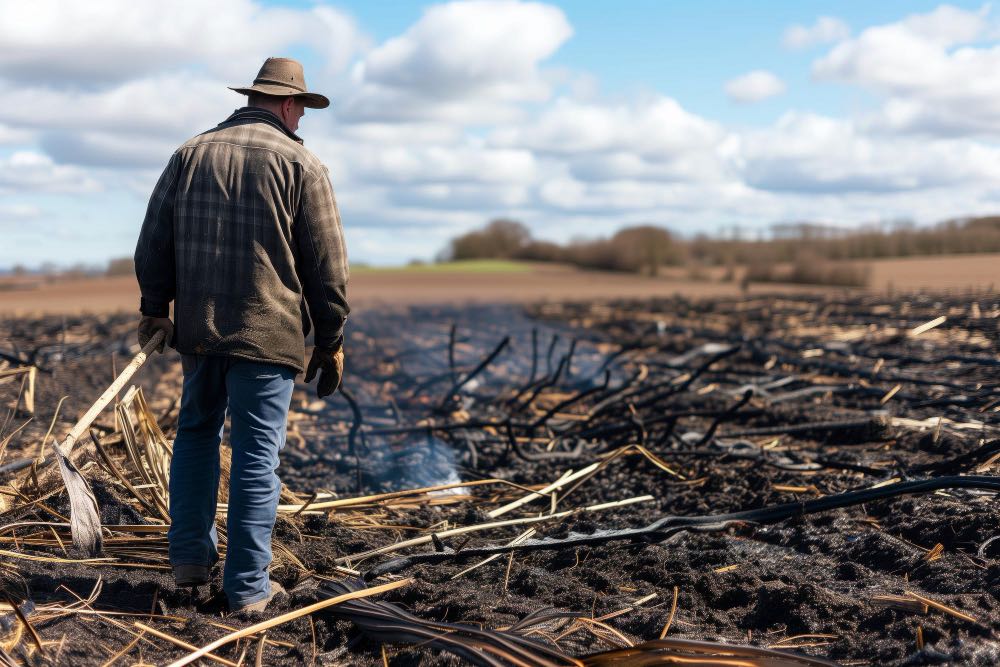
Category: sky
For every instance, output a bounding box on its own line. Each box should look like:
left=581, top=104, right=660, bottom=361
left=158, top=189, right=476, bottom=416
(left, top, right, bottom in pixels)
left=3, top=0, right=1000, bottom=267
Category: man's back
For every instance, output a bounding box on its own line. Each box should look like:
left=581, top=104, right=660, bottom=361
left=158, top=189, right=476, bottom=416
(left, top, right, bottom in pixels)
left=134, top=57, right=347, bottom=614
left=135, top=107, right=349, bottom=371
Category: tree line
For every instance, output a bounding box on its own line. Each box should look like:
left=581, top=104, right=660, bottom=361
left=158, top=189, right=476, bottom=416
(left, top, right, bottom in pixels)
left=444, top=216, right=1000, bottom=277
left=445, top=219, right=681, bottom=275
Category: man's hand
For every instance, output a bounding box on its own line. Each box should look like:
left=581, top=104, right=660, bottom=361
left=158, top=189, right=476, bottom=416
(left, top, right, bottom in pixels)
left=138, top=316, right=174, bottom=353
left=305, top=345, right=344, bottom=398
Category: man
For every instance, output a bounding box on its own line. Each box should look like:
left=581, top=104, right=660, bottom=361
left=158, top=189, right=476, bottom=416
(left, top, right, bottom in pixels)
left=133, top=57, right=349, bottom=613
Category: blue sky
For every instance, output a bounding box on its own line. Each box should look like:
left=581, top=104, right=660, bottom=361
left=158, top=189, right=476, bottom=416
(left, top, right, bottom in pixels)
left=337, top=0, right=972, bottom=122
left=2, top=1, right=1000, bottom=268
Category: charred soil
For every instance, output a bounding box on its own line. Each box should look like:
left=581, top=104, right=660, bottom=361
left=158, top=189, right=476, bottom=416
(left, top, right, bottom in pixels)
left=0, top=293, right=998, bottom=665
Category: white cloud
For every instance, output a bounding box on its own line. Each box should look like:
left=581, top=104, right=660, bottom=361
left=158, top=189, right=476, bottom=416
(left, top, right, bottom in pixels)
left=0, top=122, right=33, bottom=145
left=336, top=122, right=464, bottom=147
left=813, top=4, right=1000, bottom=136
left=493, top=96, right=723, bottom=155
left=783, top=16, right=850, bottom=49
left=387, top=182, right=531, bottom=209
left=3, top=0, right=1000, bottom=267
left=725, top=70, right=786, bottom=103
left=538, top=177, right=685, bottom=212
left=359, top=1, right=569, bottom=97
left=740, top=112, right=1000, bottom=193
left=491, top=96, right=734, bottom=186
left=0, top=0, right=366, bottom=169
left=353, top=144, right=538, bottom=185
left=342, top=0, right=572, bottom=123
left=0, top=74, right=236, bottom=168
left=895, top=4, right=990, bottom=45
left=814, top=6, right=991, bottom=88
left=39, top=131, right=180, bottom=169
left=0, top=203, right=42, bottom=221
left=0, top=75, right=233, bottom=137
left=0, top=0, right=363, bottom=86
left=307, top=132, right=540, bottom=225
left=0, top=151, right=101, bottom=194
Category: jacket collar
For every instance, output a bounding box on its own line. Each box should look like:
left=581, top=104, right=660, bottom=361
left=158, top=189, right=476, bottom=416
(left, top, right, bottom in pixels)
left=223, top=107, right=304, bottom=144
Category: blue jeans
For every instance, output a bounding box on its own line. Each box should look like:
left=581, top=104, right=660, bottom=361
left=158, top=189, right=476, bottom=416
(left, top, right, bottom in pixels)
left=167, top=354, right=295, bottom=608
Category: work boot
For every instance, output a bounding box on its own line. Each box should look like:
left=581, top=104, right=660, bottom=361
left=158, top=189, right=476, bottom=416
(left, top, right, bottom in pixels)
left=229, top=581, right=285, bottom=614
left=173, top=563, right=211, bottom=587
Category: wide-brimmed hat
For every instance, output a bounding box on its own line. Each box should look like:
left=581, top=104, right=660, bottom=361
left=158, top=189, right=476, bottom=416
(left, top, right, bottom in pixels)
left=229, top=57, right=329, bottom=109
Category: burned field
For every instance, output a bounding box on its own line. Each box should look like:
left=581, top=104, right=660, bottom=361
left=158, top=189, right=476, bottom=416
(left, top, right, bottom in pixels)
left=0, top=292, right=998, bottom=666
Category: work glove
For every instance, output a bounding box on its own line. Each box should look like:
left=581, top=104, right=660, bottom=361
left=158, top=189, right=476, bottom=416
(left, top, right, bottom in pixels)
left=305, top=345, right=344, bottom=398
left=137, top=316, right=174, bottom=353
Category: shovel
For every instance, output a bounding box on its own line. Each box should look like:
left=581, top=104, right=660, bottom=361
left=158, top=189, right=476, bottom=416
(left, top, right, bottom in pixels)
left=52, top=329, right=165, bottom=556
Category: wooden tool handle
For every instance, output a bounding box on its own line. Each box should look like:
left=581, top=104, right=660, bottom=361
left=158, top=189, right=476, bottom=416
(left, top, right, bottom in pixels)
left=57, top=329, right=166, bottom=454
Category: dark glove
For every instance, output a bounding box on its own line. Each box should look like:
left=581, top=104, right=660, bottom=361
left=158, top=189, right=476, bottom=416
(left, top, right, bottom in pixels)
left=305, top=345, right=344, bottom=398
left=138, top=316, right=174, bottom=353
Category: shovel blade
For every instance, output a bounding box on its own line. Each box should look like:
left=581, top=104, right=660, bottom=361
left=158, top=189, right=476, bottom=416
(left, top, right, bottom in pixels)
left=53, top=444, right=103, bottom=556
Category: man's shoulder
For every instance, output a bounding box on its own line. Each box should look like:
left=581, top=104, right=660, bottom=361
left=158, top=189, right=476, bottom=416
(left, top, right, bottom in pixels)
left=176, top=121, right=325, bottom=172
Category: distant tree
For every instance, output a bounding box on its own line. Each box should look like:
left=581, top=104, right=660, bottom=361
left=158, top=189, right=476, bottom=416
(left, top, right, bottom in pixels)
left=67, top=262, right=101, bottom=278
left=564, top=238, right=619, bottom=271
left=449, top=218, right=531, bottom=260
left=609, top=225, right=682, bottom=274
left=443, top=212, right=1000, bottom=274
left=106, top=257, right=135, bottom=276
left=449, top=229, right=492, bottom=260
left=964, top=216, right=1000, bottom=232
left=514, top=240, right=564, bottom=262
left=484, top=219, right=531, bottom=255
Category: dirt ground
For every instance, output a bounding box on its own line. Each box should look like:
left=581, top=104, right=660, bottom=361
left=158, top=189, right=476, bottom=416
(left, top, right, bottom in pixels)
left=0, top=265, right=759, bottom=317
left=865, top=254, right=1000, bottom=291
left=2, top=254, right=998, bottom=319
left=0, top=291, right=998, bottom=666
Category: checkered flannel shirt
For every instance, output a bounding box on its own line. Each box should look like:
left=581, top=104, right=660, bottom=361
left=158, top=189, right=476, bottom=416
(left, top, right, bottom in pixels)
left=134, top=107, right=349, bottom=372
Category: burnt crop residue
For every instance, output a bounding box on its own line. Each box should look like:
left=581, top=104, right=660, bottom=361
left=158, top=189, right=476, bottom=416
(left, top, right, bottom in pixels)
left=0, top=293, right=998, bottom=665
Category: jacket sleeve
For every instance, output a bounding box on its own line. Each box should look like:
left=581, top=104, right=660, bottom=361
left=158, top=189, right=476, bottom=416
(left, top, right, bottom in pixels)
left=293, top=167, right=350, bottom=349
left=134, top=153, right=180, bottom=318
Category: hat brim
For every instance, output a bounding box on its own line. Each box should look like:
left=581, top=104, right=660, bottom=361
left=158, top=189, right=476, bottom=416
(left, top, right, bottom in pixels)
left=229, top=84, right=329, bottom=109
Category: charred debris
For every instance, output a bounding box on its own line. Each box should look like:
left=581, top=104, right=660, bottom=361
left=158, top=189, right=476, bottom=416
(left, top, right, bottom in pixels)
left=0, top=292, right=997, bottom=665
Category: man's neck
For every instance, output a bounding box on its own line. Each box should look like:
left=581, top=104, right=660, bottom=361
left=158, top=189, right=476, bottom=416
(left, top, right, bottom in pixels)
left=247, top=105, right=290, bottom=130
left=231, top=106, right=303, bottom=143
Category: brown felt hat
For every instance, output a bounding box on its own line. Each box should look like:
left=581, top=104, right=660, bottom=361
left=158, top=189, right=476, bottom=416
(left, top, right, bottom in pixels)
left=229, top=57, right=330, bottom=109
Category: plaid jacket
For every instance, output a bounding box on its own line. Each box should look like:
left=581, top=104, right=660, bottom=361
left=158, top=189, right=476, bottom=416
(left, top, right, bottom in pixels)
left=134, top=107, right=349, bottom=372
